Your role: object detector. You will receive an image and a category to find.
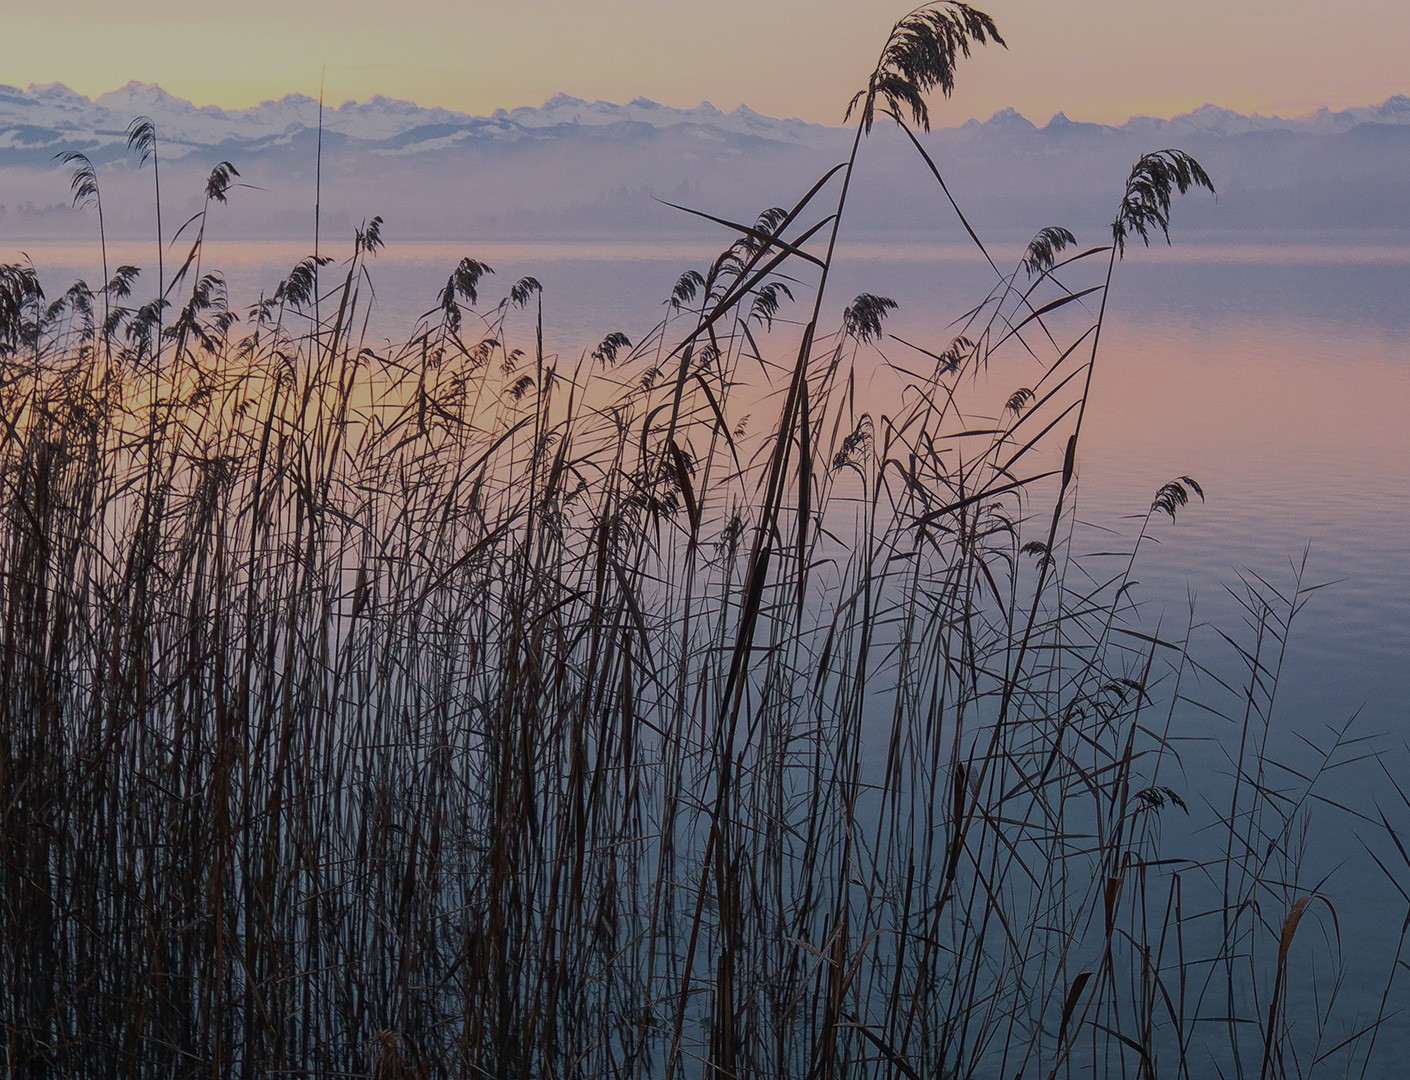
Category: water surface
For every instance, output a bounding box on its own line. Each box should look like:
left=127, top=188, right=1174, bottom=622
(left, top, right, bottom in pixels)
left=10, top=231, right=1408, bottom=1042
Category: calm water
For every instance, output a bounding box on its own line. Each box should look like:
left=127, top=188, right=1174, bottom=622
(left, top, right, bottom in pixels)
left=11, top=232, right=1410, bottom=1048
left=13, top=233, right=1406, bottom=761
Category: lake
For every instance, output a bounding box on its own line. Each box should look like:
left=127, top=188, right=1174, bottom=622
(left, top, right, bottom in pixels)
left=17, top=231, right=1403, bottom=744
left=6, top=229, right=1408, bottom=1068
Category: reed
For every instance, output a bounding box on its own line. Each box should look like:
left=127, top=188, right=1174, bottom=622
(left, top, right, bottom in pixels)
left=0, top=4, right=1403, bottom=1077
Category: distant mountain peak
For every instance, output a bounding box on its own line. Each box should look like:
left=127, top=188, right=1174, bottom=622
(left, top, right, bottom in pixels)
left=1185, top=103, right=1239, bottom=118
left=0, top=81, right=1404, bottom=168
left=358, top=94, right=420, bottom=110
left=96, top=81, right=181, bottom=107
left=25, top=81, right=83, bottom=97
left=541, top=92, right=587, bottom=109
left=16, top=82, right=90, bottom=110
left=984, top=107, right=1036, bottom=131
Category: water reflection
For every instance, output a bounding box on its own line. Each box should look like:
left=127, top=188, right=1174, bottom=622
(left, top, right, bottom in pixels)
left=5, top=232, right=1405, bottom=1066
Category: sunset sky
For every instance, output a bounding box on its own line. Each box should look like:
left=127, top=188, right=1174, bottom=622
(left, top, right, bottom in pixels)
left=3, top=1, right=1406, bottom=125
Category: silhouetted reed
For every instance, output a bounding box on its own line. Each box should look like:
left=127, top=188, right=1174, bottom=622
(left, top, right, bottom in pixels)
left=1, top=4, right=1404, bottom=1078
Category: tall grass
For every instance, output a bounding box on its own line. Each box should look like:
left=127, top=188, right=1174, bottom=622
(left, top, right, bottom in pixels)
left=1, top=4, right=1404, bottom=1076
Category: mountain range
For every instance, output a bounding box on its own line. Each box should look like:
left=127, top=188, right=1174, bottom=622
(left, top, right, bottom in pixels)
left=2, top=81, right=1408, bottom=158
left=1, top=82, right=1407, bottom=242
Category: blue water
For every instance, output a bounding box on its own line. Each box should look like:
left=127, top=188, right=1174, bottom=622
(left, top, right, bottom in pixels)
left=13, top=233, right=1406, bottom=790
left=10, top=231, right=1409, bottom=1062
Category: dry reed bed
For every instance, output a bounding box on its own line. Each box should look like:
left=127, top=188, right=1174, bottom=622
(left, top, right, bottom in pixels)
left=2, top=4, right=1406, bottom=1077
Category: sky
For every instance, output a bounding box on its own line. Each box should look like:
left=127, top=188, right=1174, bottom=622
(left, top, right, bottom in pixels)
left=3, top=1, right=1407, bottom=125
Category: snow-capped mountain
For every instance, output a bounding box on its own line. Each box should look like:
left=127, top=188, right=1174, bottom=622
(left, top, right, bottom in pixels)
left=1122, top=96, right=1410, bottom=136
left=949, top=96, right=1410, bottom=138
left=494, top=93, right=821, bottom=139
left=0, top=84, right=1404, bottom=242
left=3, top=81, right=1407, bottom=164
left=0, top=81, right=833, bottom=161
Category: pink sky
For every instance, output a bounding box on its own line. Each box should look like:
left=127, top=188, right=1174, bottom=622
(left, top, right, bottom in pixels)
left=3, top=1, right=1406, bottom=124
